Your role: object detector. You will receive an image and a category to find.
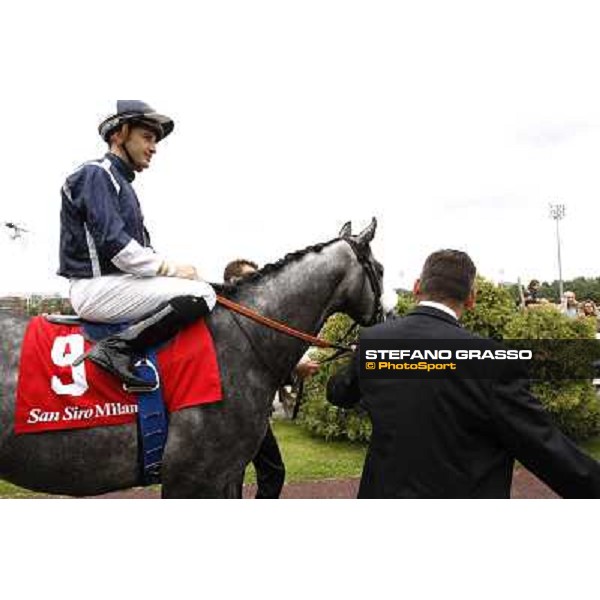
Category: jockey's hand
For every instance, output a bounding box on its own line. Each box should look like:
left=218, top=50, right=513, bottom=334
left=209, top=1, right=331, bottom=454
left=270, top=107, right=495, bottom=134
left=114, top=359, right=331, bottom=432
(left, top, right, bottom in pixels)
left=174, top=264, right=200, bottom=280
left=294, top=358, right=320, bottom=380
left=158, top=261, right=199, bottom=280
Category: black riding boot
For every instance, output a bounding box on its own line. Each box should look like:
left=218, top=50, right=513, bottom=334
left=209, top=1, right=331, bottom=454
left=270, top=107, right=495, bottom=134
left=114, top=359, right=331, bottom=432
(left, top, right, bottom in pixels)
left=73, top=296, right=211, bottom=389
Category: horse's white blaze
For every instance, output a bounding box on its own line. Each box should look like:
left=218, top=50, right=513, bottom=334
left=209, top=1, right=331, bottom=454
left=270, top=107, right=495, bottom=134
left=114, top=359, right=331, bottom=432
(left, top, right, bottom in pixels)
left=50, top=334, right=89, bottom=397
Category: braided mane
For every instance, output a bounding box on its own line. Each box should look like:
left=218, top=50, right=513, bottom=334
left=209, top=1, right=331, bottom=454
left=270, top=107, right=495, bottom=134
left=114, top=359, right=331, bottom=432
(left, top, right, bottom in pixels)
left=213, top=238, right=342, bottom=297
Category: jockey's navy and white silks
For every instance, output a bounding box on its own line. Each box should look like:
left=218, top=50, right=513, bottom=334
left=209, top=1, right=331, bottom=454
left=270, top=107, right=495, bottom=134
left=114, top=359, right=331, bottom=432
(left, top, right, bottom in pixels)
left=58, top=151, right=216, bottom=323
left=58, top=153, right=164, bottom=279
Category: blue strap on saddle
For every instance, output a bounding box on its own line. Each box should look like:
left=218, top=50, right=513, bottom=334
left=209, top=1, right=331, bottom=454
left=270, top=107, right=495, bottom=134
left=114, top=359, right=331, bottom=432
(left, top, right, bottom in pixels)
left=82, top=321, right=167, bottom=485
left=131, top=351, right=168, bottom=485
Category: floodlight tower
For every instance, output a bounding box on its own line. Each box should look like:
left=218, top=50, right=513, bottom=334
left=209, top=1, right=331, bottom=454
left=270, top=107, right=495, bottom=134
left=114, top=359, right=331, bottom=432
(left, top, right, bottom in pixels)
left=549, top=203, right=566, bottom=300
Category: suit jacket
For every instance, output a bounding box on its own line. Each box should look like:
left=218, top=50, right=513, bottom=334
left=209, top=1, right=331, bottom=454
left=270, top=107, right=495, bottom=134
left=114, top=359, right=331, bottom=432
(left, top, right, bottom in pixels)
left=327, top=305, right=600, bottom=498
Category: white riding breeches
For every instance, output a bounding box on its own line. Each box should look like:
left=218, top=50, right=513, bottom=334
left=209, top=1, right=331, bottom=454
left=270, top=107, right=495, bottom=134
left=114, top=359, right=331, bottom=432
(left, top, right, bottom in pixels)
left=70, top=274, right=217, bottom=323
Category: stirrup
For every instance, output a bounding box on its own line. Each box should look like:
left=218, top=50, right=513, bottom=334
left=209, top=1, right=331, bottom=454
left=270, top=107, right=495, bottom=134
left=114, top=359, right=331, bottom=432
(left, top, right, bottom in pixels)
left=123, top=382, right=160, bottom=394
left=122, top=358, right=160, bottom=394
left=123, top=381, right=160, bottom=394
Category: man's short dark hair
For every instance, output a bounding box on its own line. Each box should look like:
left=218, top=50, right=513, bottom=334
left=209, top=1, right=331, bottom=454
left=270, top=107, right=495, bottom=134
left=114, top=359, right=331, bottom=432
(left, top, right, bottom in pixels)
left=419, top=250, right=476, bottom=303
left=223, top=259, right=259, bottom=283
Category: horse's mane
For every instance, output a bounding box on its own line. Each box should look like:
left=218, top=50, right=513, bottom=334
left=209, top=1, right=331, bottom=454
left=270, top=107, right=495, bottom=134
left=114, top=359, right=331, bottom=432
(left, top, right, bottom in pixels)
left=212, top=237, right=341, bottom=298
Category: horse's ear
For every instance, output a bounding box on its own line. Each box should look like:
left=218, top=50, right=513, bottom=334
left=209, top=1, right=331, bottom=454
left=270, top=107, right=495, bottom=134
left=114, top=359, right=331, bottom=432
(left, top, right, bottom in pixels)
left=339, top=221, right=352, bottom=238
left=355, top=217, right=377, bottom=245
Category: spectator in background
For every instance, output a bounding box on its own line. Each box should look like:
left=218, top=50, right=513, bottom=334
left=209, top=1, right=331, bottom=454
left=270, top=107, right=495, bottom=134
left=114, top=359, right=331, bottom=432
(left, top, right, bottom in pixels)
left=580, top=300, right=597, bottom=318
left=580, top=300, right=600, bottom=332
left=561, top=290, right=579, bottom=318
left=524, top=279, right=542, bottom=306
left=223, top=258, right=259, bottom=283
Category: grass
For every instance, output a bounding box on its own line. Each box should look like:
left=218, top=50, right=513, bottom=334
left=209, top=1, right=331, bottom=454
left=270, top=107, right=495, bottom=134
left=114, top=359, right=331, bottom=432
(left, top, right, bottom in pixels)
left=244, top=419, right=366, bottom=484
left=0, top=420, right=367, bottom=498
left=0, top=480, right=51, bottom=499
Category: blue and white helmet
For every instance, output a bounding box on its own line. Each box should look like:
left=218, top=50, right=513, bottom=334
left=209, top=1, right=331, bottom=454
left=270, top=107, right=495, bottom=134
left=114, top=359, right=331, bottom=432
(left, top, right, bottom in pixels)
left=98, top=100, right=174, bottom=142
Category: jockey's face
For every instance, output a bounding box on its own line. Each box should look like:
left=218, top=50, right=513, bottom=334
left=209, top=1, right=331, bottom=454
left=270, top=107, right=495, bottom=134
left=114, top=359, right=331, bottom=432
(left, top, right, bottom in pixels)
left=112, top=124, right=157, bottom=172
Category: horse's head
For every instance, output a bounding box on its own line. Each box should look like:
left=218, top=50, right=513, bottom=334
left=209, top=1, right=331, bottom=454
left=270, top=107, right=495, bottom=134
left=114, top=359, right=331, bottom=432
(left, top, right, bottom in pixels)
left=335, top=217, right=384, bottom=326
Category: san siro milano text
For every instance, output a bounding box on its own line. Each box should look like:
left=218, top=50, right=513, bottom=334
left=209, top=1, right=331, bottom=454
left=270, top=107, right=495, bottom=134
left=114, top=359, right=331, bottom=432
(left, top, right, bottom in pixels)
left=26, top=402, right=138, bottom=425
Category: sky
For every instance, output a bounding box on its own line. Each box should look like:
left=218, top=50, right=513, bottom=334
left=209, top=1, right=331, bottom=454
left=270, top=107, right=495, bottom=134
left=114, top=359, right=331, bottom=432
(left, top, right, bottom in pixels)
left=2, top=1, right=600, bottom=296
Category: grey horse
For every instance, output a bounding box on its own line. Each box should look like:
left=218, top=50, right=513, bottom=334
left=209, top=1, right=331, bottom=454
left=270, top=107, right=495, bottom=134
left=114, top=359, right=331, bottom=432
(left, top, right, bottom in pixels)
left=0, top=219, right=383, bottom=498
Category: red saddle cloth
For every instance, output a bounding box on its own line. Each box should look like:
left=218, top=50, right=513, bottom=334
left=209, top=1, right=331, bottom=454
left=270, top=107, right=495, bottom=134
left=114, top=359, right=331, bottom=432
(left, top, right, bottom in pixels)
left=15, top=317, right=222, bottom=433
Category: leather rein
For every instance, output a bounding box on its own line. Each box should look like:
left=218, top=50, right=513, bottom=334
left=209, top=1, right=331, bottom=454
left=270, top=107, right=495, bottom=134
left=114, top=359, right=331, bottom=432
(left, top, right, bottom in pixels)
left=215, top=295, right=354, bottom=353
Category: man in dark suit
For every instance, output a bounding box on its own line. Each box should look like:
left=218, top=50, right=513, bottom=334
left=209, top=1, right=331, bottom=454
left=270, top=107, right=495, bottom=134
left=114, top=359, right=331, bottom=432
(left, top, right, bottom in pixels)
left=327, top=249, right=600, bottom=498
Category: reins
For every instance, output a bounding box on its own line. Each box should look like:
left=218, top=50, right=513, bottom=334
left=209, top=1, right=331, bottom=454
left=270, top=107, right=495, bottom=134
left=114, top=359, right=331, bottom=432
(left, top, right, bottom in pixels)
left=215, top=295, right=354, bottom=353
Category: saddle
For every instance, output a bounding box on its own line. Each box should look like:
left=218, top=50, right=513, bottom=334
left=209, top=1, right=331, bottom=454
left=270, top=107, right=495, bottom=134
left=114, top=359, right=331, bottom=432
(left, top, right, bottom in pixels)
left=44, top=314, right=128, bottom=342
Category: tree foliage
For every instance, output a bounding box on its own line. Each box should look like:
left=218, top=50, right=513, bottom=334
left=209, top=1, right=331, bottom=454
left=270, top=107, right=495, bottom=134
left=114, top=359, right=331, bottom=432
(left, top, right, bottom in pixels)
left=461, top=276, right=518, bottom=339
left=503, top=305, right=600, bottom=440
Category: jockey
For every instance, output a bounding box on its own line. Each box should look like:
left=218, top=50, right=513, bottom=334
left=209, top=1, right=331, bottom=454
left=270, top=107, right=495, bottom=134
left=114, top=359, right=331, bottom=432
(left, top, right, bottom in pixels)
left=58, top=100, right=216, bottom=388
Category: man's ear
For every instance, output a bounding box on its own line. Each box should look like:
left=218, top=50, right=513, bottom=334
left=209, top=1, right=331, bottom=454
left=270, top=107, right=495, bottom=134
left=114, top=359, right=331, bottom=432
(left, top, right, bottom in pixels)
left=464, top=289, right=476, bottom=310
left=111, top=123, right=129, bottom=147
left=413, top=279, right=421, bottom=297
left=120, top=123, right=132, bottom=144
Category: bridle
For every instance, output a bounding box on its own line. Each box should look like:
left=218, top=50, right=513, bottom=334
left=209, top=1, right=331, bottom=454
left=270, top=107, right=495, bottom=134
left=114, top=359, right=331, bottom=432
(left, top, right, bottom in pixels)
left=344, top=238, right=384, bottom=327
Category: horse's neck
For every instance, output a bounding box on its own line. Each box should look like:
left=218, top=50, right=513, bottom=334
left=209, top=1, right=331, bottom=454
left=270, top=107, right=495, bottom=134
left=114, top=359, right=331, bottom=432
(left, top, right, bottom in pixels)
left=231, top=242, right=351, bottom=379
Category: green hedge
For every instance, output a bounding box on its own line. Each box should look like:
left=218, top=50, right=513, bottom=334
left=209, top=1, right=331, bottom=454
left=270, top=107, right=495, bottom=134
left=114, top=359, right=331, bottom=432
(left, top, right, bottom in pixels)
left=299, top=279, right=600, bottom=442
left=460, top=277, right=518, bottom=339
left=503, top=304, right=600, bottom=440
